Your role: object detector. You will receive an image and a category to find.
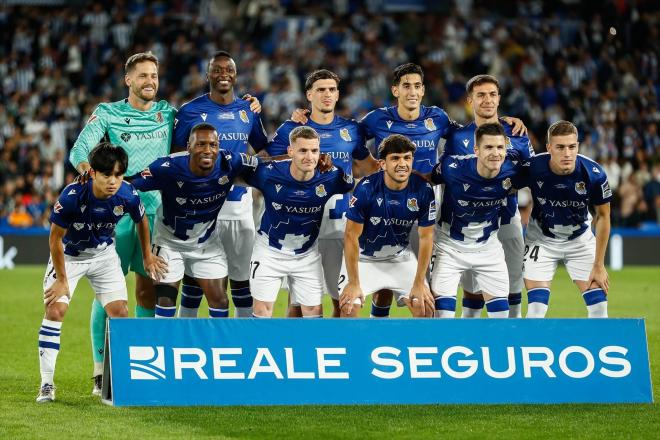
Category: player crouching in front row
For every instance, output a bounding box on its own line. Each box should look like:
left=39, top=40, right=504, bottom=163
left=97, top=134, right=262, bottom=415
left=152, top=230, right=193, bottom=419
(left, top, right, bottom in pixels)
left=37, top=143, right=167, bottom=403
left=339, top=134, right=436, bottom=318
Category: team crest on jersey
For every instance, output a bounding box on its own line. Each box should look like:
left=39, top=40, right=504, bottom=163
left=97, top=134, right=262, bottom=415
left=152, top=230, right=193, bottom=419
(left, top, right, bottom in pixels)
left=463, top=183, right=470, bottom=191
left=502, top=178, right=512, bottom=190
left=239, top=110, right=249, bottom=123
left=140, top=168, right=152, bottom=178
left=80, top=205, right=86, bottom=213
left=370, top=216, right=381, bottom=225
left=458, top=200, right=469, bottom=207
left=386, top=120, right=393, bottom=130
left=315, top=184, right=327, bottom=197
left=54, top=201, right=63, bottom=213
left=155, top=112, right=163, bottom=123
left=275, top=184, right=282, bottom=193
left=73, top=222, right=85, bottom=231
left=177, top=181, right=184, bottom=188
left=176, top=197, right=187, bottom=205
left=343, top=174, right=354, bottom=185
left=113, top=205, right=124, bottom=216
left=407, top=198, right=419, bottom=211
left=200, top=113, right=208, bottom=121
left=272, top=202, right=282, bottom=210
left=349, top=196, right=357, bottom=207
left=376, top=197, right=383, bottom=206
left=86, top=114, right=98, bottom=124
left=121, top=132, right=131, bottom=142
left=575, top=181, right=587, bottom=195
left=424, top=118, right=436, bottom=131
left=339, top=128, right=351, bottom=142
left=218, top=176, right=229, bottom=185
left=537, top=197, right=546, bottom=205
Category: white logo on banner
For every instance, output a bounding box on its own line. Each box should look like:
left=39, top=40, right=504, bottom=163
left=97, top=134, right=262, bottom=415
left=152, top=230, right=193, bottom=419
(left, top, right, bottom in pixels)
left=129, top=346, right=166, bottom=380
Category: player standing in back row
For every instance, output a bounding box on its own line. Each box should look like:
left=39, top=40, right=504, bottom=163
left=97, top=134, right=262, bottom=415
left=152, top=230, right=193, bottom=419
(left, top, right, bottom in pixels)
left=172, top=51, right=268, bottom=318
left=69, top=52, right=175, bottom=393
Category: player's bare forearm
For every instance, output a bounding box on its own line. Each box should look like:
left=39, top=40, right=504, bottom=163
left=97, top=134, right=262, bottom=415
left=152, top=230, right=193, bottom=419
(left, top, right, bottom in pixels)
left=353, top=155, right=380, bottom=178
left=415, top=226, right=434, bottom=285
left=343, top=220, right=363, bottom=285
left=136, top=216, right=153, bottom=262
left=594, top=203, right=611, bottom=268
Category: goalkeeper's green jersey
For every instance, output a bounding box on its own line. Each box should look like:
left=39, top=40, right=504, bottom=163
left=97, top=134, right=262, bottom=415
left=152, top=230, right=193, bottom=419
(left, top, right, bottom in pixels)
left=69, top=99, right=176, bottom=214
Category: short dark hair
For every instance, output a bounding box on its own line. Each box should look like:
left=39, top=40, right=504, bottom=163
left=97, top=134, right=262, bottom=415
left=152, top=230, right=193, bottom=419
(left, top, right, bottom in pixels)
left=392, top=63, right=424, bottom=86
left=547, top=120, right=578, bottom=143
left=289, top=126, right=320, bottom=144
left=188, top=123, right=218, bottom=142
left=474, top=123, right=506, bottom=145
left=208, top=51, right=234, bottom=68
left=89, top=142, right=128, bottom=174
left=305, top=69, right=340, bottom=91
left=125, top=51, right=159, bottom=73
left=466, top=74, right=500, bottom=95
left=378, top=134, right=416, bottom=159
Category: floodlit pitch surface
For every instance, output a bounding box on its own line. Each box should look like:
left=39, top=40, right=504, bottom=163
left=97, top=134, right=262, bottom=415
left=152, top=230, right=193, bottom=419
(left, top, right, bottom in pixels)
left=1, top=265, right=658, bottom=439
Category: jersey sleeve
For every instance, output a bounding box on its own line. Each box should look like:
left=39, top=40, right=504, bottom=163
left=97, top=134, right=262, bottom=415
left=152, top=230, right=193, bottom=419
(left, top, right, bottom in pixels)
left=345, top=181, right=369, bottom=224
left=49, top=189, right=77, bottom=229
left=333, top=167, right=356, bottom=194
left=248, top=113, right=269, bottom=152
left=433, top=107, right=462, bottom=138
left=358, top=112, right=377, bottom=141
left=266, top=122, right=292, bottom=156
left=430, top=159, right=445, bottom=185
left=417, top=182, right=437, bottom=227
left=129, top=157, right=168, bottom=192
left=124, top=185, right=146, bottom=223
left=69, top=105, right=109, bottom=169
left=243, top=161, right=268, bottom=190
left=172, top=105, right=194, bottom=150
left=589, top=164, right=613, bottom=205
left=511, top=161, right=531, bottom=190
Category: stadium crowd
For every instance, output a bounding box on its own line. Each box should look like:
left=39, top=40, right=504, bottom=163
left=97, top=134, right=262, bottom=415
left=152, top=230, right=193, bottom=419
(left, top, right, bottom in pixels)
left=0, top=0, right=659, bottom=229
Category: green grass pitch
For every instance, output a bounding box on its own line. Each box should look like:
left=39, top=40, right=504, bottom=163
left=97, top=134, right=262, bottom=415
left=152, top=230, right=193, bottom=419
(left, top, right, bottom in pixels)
left=1, top=265, right=658, bottom=439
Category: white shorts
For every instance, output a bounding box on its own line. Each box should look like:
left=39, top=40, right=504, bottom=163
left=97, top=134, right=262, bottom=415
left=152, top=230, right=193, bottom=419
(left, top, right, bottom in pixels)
left=153, top=242, right=228, bottom=284
left=338, top=252, right=418, bottom=306
left=319, top=238, right=343, bottom=300
left=431, top=238, right=509, bottom=298
left=43, top=253, right=126, bottom=307
left=250, top=240, right=324, bottom=307
left=216, top=217, right=255, bottom=281
left=523, top=232, right=596, bottom=282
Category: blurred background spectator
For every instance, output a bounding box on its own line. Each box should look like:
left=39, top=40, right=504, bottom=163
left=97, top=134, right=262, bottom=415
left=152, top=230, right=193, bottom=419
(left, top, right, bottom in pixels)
left=0, top=0, right=658, bottom=229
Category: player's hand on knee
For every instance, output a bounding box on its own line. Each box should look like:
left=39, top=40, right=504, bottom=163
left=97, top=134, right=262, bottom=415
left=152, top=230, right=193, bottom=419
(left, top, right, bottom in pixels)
left=409, top=282, right=434, bottom=317
left=501, top=116, right=528, bottom=136
left=290, top=108, right=309, bottom=124
left=144, top=255, right=168, bottom=282
left=339, top=282, right=363, bottom=316
left=242, top=94, right=262, bottom=114
left=44, top=279, right=70, bottom=305
left=588, top=264, right=609, bottom=293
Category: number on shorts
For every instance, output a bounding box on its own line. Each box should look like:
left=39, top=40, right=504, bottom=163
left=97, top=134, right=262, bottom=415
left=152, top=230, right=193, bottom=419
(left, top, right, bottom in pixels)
left=337, top=274, right=346, bottom=287
left=151, top=244, right=162, bottom=256
left=524, top=245, right=540, bottom=262
left=250, top=261, right=260, bottom=279
left=429, top=254, right=436, bottom=273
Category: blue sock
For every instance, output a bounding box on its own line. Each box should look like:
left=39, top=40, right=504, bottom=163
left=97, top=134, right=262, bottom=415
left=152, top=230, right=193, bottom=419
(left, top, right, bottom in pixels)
left=178, top=283, right=203, bottom=317
left=434, top=296, right=456, bottom=318
left=370, top=301, right=391, bottom=318
left=461, top=297, right=484, bottom=318
left=582, top=288, right=608, bottom=318
left=209, top=307, right=229, bottom=318
left=231, top=285, right=253, bottom=318
left=155, top=305, right=176, bottom=318
left=526, top=287, right=550, bottom=318
left=485, top=297, right=509, bottom=318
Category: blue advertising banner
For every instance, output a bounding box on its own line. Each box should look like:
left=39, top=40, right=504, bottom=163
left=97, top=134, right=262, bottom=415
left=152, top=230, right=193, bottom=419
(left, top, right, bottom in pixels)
left=106, top=318, right=653, bottom=406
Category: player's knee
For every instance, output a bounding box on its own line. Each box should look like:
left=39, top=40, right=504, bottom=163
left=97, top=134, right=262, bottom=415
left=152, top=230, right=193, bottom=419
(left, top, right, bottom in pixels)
left=155, top=284, right=178, bottom=307
left=135, top=276, right=156, bottom=308
left=105, top=300, right=128, bottom=318
left=45, top=303, right=68, bottom=321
